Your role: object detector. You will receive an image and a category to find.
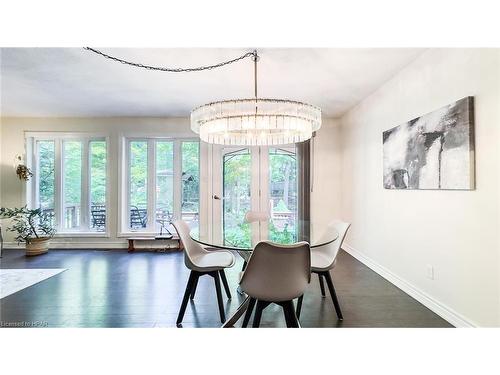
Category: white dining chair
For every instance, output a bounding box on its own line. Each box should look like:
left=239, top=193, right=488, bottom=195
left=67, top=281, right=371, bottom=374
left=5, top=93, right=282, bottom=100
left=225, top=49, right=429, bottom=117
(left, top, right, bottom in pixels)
left=172, top=220, right=236, bottom=326
left=296, top=220, right=351, bottom=320
left=244, top=211, right=270, bottom=223
left=239, top=241, right=311, bottom=328
left=237, top=211, right=271, bottom=275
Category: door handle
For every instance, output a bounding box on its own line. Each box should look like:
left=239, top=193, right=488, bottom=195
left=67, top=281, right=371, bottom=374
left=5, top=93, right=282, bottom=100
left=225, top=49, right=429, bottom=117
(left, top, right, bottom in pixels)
left=213, top=194, right=221, bottom=200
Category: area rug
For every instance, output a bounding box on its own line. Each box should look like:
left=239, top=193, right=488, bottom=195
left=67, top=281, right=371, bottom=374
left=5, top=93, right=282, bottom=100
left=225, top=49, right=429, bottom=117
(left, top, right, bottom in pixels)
left=0, top=269, right=67, bottom=299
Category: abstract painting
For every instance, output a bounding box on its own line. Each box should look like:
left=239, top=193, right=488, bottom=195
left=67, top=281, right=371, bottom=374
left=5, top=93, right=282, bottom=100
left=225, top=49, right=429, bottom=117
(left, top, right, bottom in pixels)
left=383, top=97, right=475, bottom=190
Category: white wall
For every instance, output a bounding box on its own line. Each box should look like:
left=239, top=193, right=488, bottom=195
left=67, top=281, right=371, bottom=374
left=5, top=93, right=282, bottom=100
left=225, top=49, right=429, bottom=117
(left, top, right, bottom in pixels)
left=340, top=49, right=500, bottom=327
left=311, top=118, right=342, bottom=240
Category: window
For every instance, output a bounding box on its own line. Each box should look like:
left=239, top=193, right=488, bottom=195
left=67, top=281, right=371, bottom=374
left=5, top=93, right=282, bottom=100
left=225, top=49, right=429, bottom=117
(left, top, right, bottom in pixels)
left=181, top=141, right=200, bottom=225
left=129, top=141, right=149, bottom=229
left=89, top=141, right=107, bottom=231
left=155, top=141, right=174, bottom=231
left=63, top=141, right=83, bottom=229
left=36, top=140, right=56, bottom=227
left=28, top=134, right=108, bottom=234
left=123, top=138, right=199, bottom=233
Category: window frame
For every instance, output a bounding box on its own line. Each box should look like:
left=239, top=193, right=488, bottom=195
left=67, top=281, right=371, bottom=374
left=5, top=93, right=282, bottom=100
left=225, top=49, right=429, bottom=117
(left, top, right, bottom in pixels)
left=26, top=132, right=110, bottom=237
left=119, top=136, right=200, bottom=236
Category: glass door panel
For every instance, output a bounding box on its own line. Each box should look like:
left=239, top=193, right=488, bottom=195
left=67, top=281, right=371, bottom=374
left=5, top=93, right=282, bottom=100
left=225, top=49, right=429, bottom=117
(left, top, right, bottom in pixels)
left=268, top=147, right=298, bottom=243
left=222, top=148, right=252, bottom=248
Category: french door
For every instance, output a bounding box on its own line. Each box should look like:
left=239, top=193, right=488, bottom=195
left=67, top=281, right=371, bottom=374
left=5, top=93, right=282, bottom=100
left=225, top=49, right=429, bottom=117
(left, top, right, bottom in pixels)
left=209, top=145, right=298, bottom=247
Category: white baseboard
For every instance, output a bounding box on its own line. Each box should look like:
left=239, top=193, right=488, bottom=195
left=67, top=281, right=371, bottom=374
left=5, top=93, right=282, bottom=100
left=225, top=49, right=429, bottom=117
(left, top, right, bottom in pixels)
left=342, top=243, right=476, bottom=328
left=2, top=241, right=128, bottom=249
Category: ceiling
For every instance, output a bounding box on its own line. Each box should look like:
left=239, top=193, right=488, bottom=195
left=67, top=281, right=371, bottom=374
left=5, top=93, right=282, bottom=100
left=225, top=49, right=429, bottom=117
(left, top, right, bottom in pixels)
left=0, top=48, right=424, bottom=118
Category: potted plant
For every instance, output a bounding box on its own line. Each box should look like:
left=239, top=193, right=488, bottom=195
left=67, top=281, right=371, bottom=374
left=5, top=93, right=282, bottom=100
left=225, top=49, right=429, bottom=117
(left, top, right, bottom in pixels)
left=0, top=206, right=56, bottom=256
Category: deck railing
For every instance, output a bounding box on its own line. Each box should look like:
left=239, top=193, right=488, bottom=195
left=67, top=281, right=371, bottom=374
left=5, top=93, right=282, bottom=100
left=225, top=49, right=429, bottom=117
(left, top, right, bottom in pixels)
left=40, top=204, right=199, bottom=232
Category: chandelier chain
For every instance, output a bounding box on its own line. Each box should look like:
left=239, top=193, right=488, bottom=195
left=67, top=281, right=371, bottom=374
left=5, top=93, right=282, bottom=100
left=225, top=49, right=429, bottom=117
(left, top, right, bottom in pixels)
left=84, top=47, right=257, bottom=73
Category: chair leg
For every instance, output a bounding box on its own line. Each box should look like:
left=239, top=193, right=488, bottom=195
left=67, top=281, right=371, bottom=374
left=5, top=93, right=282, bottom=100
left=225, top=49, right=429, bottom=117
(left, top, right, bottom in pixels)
left=290, top=307, right=300, bottom=328
left=282, top=303, right=292, bottom=327
left=283, top=300, right=299, bottom=328
left=219, top=269, right=232, bottom=299
left=323, top=271, right=343, bottom=320
left=252, top=300, right=270, bottom=328
left=176, top=271, right=198, bottom=326
left=242, top=297, right=256, bottom=328
left=318, top=273, right=326, bottom=297
left=212, top=271, right=226, bottom=323
left=190, top=276, right=199, bottom=300
left=296, top=295, right=304, bottom=319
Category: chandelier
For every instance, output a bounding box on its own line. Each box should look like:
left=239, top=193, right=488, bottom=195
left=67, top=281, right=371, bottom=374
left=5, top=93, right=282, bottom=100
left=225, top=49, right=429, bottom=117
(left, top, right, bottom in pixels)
left=191, top=51, right=321, bottom=145
left=84, top=48, right=321, bottom=145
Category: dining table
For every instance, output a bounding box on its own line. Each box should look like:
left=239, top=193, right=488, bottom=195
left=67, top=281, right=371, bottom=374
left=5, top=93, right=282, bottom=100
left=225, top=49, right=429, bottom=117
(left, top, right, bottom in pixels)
left=189, top=224, right=339, bottom=327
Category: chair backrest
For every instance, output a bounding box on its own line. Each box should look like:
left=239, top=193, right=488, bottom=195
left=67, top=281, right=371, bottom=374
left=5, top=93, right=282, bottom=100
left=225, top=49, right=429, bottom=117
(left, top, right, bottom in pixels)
left=172, top=219, right=206, bottom=269
left=316, top=220, right=351, bottom=269
left=244, top=211, right=270, bottom=223
left=240, top=241, right=311, bottom=302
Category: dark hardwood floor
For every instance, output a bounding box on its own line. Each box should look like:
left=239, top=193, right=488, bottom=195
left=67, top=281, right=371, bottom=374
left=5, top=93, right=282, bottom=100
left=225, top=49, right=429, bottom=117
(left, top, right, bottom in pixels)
left=0, top=249, right=453, bottom=328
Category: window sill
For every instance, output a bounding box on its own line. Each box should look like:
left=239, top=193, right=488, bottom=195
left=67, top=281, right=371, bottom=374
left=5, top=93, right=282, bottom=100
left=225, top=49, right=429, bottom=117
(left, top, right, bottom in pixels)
left=54, top=232, right=110, bottom=238
left=117, top=232, right=156, bottom=238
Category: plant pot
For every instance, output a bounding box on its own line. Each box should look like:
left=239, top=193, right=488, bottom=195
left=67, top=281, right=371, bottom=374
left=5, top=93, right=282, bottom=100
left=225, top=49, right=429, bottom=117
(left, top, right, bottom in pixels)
left=25, top=237, right=50, bottom=256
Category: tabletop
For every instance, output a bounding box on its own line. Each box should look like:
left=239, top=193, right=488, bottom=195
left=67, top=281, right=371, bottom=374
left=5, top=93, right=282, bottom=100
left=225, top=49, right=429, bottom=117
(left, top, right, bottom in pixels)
left=190, top=226, right=338, bottom=251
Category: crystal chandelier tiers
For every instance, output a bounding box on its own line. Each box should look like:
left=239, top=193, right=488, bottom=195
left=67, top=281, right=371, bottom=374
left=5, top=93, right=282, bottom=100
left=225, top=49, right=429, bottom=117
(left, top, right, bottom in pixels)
left=190, top=51, right=321, bottom=145
left=191, top=98, right=321, bottom=146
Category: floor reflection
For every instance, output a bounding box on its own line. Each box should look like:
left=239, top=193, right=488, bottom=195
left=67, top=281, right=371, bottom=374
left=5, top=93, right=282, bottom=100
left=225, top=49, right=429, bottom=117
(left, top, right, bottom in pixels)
left=0, top=249, right=453, bottom=328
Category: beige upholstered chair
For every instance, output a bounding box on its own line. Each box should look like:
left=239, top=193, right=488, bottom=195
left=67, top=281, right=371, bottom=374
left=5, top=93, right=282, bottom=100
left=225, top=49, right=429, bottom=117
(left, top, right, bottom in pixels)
left=173, top=220, right=235, bottom=326
left=239, top=241, right=311, bottom=328
left=296, top=220, right=351, bottom=320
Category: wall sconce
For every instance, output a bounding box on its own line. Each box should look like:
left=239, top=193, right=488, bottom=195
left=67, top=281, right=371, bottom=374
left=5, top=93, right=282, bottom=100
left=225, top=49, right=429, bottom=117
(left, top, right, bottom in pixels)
left=14, top=154, right=33, bottom=181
